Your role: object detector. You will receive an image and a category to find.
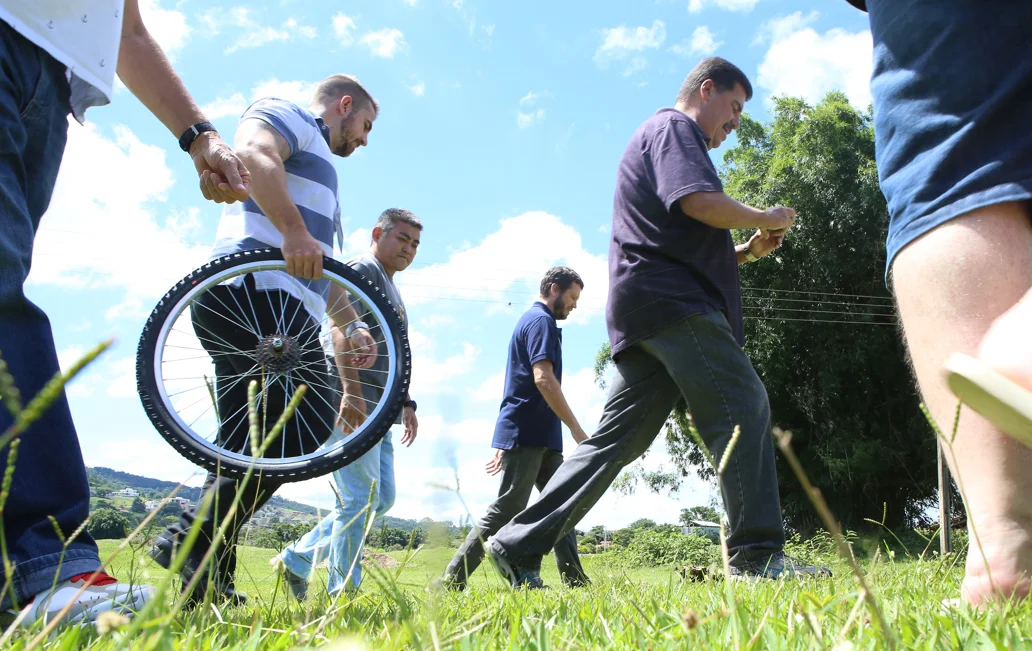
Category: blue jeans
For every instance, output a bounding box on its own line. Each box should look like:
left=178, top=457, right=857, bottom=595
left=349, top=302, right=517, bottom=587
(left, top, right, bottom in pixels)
left=0, top=21, right=102, bottom=608
left=279, top=430, right=396, bottom=593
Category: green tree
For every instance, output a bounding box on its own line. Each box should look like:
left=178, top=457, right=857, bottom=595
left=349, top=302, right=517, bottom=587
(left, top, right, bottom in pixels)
left=597, top=93, right=944, bottom=534
left=130, top=497, right=147, bottom=514
left=89, top=508, right=129, bottom=540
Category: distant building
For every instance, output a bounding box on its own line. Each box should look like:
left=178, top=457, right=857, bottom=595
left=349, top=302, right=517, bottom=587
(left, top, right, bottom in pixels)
left=144, top=496, right=192, bottom=512
left=113, top=488, right=140, bottom=498
left=682, top=520, right=720, bottom=542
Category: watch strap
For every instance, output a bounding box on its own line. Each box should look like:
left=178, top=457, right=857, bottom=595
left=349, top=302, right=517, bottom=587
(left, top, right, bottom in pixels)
left=179, top=122, right=217, bottom=153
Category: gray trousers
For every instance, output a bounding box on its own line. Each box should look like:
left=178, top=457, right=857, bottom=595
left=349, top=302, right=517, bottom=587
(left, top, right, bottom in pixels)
left=491, top=311, right=785, bottom=569
left=444, top=446, right=588, bottom=587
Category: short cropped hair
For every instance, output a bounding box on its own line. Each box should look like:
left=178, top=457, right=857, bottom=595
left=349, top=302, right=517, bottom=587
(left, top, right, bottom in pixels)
left=676, top=57, right=753, bottom=106
left=312, top=74, right=379, bottom=115
left=539, top=266, right=584, bottom=297
left=375, top=208, right=423, bottom=234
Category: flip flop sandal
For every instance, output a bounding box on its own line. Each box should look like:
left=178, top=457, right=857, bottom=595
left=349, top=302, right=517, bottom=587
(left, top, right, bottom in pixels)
left=944, top=353, right=1032, bottom=449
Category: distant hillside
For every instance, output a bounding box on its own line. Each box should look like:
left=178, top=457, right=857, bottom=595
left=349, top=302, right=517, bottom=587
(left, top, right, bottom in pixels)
left=86, top=466, right=318, bottom=516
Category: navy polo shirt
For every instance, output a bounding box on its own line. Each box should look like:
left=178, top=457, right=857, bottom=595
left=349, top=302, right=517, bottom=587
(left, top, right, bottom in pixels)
left=491, top=302, right=564, bottom=452
left=606, top=109, right=744, bottom=359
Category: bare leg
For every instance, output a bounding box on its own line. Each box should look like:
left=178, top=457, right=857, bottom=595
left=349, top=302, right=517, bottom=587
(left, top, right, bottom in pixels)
left=892, top=201, right=1032, bottom=606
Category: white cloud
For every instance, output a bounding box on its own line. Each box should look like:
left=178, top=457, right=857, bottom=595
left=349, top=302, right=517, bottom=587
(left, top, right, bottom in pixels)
left=250, top=78, right=318, bottom=105
left=332, top=13, right=357, bottom=45
left=139, top=0, right=190, bottom=60
left=199, top=92, right=248, bottom=120
left=408, top=80, right=426, bottom=97
left=407, top=330, right=480, bottom=399
left=688, top=0, right=762, bottom=13
left=397, top=211, right=608, bottom=327
left=404, top=0, right=418, bottom=5
left=519, top=90, right=546, bottom=106
left=473, top=372, right=504, bottom=403
left=756, top=12, right=873, bottom=108
left=106, top=356, right=138, bottom=398
left=200, top=7, right=317, bottom=54
left=28, top=121, right=211, bottom=302
left=670, top=26, right=722, bottom=57
left=360, top=28, right=408, bottom=58
left=517, top=108, right=545, bottom=128
left=201, top=78, right=317, bottom=120
left=57, top=345, right=86, bottom=372
left=594, top=20, right=666, bottom=72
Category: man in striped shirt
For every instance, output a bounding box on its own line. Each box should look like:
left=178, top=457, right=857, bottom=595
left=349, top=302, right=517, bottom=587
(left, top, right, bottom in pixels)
left=150, top=74, right=380, bottom=606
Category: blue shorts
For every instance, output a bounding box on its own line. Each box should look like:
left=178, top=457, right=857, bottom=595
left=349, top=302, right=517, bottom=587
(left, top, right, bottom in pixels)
left=867, top=0, right=1032, bottom=283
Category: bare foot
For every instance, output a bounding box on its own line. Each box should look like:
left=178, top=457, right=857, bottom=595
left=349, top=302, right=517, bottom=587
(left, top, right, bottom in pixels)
left=961, top=517, right=1032, bottom=606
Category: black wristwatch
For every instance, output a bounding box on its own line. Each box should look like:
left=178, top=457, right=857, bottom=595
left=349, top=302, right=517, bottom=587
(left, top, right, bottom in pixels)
left=404, top=399, right=417, bottom=412
left=178, top=121, right=217, bottom=152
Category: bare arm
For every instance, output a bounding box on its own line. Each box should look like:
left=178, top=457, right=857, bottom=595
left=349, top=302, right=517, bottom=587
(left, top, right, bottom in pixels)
left=116, top=0, right=248, bottom=203
left=233, top=119, right=325, bottom=279
left=679, top=192, right=795, bottom=232
left=533, top=360, right=588, bottom=444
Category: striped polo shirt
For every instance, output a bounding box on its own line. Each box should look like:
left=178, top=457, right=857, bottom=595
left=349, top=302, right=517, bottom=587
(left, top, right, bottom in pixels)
left=211, top=98, right=343, bottom=321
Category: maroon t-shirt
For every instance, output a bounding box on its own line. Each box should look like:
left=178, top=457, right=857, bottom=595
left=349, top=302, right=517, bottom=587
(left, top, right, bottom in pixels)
left=606, top=109, right=744, bottom=358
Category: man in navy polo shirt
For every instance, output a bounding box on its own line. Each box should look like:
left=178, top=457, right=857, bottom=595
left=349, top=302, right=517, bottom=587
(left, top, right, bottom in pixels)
left=487, top=57, right=829, bottom=587
left=432, top=267, right=590, bottom=590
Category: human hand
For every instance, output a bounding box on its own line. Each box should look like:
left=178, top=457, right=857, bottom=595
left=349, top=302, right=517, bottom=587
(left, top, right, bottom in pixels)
left=343, top=327, right=377, bottom=369
left=401, top=406, right=418, bottom=446
left=762, top=206, right=797, bottom=232
left=572, top=426, right=589, bottom=444
left=337, top=388, right=367, bottom=433
left=282, top=229, right=325, bottom=279
left=746, top=227, right=787, bottom=259
left=190, top=132, right=250, bottom=204
left=485, top=449, right=504, bottom=476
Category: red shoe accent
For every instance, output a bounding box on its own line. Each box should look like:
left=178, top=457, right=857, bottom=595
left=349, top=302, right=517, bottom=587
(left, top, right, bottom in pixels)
left=69, top=571, right=119, bottom=587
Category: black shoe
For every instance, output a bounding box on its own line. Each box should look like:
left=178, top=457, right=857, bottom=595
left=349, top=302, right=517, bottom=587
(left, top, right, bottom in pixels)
left=182, top=582, right=248, bottom=609
left=485, top=539, right=547, bottom=590
left=563, top=576, right=591, bottom=589
left=149, top=533, right=173, bottom=569
left=729, top=552, right=832, bottom=582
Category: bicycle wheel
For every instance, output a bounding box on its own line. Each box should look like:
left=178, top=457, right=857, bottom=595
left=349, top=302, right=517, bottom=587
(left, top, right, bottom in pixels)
left=136, top=248, right=410, bottom=482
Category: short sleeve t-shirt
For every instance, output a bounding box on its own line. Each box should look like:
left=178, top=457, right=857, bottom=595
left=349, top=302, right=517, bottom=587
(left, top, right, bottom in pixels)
left=491, top=302, right=564, bottom=452
left=606, top=109, right=744, bottom=358
left=347, top=252, right=408, bottom=425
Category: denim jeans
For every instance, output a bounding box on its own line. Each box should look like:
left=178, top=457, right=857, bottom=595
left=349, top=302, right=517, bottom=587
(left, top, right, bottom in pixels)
left=0, top=21, right=102, bottom=608
left=490, top=311, right=785, bottom=570
left=278, top=429, right=396, bottom=593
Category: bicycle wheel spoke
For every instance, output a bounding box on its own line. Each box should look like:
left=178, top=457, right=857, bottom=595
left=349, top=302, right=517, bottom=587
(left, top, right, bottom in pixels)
left=148, top=257, right=407, bottom=476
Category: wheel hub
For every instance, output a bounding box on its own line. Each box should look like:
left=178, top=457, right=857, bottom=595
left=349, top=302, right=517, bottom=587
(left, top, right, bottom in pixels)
left=255, top=334, right=301, bottom=374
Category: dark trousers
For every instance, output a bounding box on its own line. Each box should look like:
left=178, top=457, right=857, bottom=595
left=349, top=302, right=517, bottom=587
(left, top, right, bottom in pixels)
left=0, top=22, right=103, bottom=609
left=155, top=275, right=338, bottom=589
left=491, top=312, right=785, bottom=570
left=443, top=446, right=587, bottom=587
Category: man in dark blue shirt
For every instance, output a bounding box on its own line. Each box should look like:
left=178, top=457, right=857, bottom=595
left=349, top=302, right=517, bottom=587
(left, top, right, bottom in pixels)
left=487, top=57, right=828, bottom=588
left=432, top=267, right=590, bottom=590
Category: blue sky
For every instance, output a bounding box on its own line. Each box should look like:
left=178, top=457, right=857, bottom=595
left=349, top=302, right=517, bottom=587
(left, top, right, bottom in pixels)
left=29, top=0, right=872, bottom=529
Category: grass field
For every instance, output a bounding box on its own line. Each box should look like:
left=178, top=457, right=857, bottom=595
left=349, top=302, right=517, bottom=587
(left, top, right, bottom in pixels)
left=4, top=537, right=1032, bottom=649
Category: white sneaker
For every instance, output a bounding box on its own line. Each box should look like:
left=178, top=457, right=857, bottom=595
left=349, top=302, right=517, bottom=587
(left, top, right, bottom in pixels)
left=8, top=571, right=152, bottom=628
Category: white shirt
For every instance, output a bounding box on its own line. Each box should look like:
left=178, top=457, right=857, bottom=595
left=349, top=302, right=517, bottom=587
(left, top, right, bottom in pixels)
left=0, top=0, right=123, bottom=121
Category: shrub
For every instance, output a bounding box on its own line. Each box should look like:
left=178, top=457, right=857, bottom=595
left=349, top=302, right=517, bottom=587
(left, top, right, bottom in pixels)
left=88, top=508, right=129, bottom=540
left=621, top=530, right=717, bottom=568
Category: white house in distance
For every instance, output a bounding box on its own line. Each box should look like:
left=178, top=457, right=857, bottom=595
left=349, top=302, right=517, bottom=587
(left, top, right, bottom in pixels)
left=144, top=497, right=192, bottom=512
left=681, top=520, right=721, bottom=542
left=112, top=488, right=140, bottom=498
